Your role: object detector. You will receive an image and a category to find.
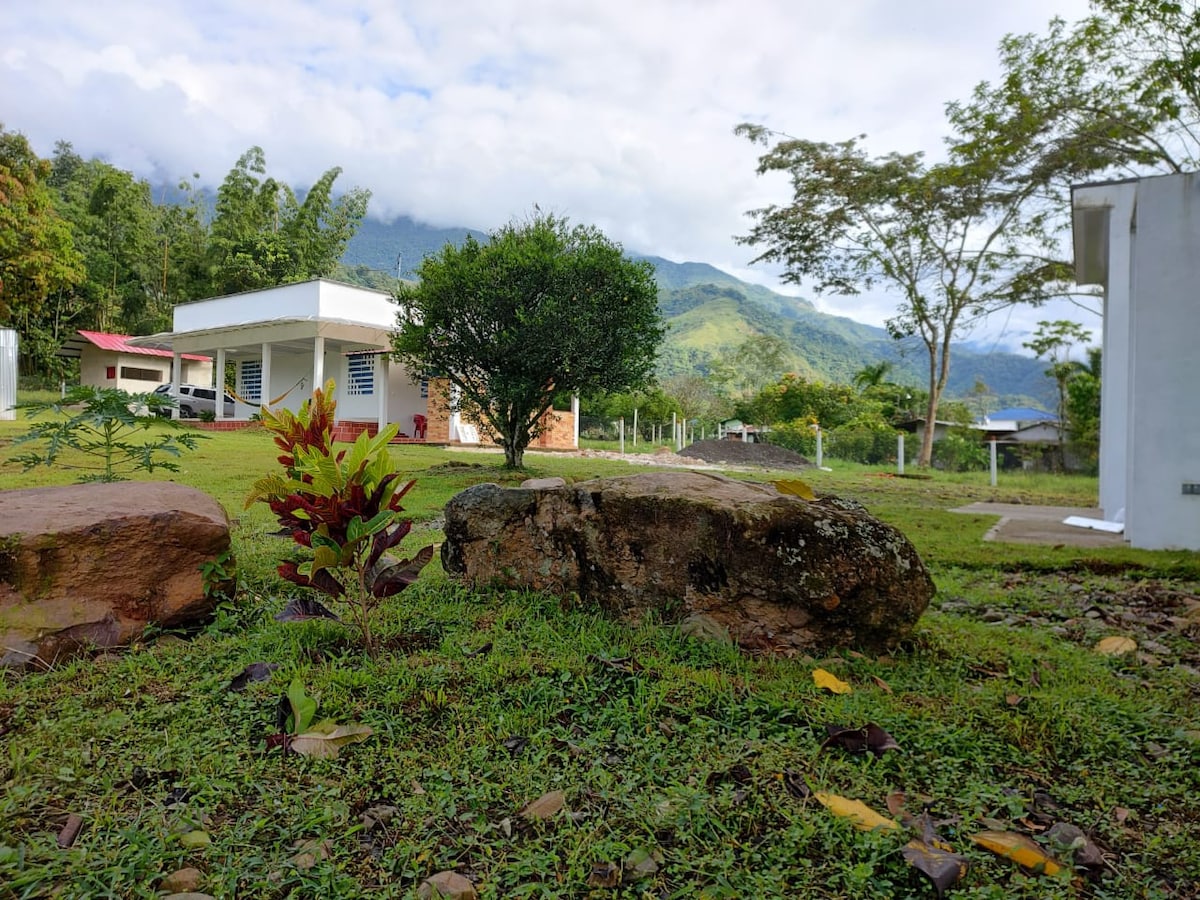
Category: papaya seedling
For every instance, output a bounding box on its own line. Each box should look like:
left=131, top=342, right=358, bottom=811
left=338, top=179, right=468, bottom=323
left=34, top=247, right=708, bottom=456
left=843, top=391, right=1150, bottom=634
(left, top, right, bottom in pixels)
left=10, top=385, right=205, bottom=482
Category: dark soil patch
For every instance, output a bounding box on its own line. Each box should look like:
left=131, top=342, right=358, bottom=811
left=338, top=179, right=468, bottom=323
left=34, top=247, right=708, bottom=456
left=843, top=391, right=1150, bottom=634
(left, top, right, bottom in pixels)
left=678, top=439, right=812, bottom=470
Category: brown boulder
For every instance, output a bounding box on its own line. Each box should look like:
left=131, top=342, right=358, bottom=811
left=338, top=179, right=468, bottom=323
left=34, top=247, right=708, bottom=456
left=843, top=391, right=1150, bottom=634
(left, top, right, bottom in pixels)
left=442, top=471, right=934, bottom=653
left=0, top=482, right=232, bottom=668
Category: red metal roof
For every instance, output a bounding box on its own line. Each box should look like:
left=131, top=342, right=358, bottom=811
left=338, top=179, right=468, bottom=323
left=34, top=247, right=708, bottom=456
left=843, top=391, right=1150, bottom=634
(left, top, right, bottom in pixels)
left=76, top=331, right=210, bottom=362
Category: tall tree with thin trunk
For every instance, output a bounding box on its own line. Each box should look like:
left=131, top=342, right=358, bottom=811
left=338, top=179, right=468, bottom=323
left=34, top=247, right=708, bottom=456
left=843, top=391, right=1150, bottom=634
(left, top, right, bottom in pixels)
left=736, top=126, right=1072, bottom=466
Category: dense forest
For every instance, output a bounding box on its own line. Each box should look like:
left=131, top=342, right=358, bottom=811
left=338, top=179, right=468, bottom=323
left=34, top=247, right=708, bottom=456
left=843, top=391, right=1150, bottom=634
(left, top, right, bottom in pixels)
left=0, top=129, right=368, bottom=377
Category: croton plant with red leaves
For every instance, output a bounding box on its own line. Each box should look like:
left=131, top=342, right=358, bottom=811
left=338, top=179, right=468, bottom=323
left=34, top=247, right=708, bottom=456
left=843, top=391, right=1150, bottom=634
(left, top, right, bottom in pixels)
left=247, top=381, right=433, bottom=657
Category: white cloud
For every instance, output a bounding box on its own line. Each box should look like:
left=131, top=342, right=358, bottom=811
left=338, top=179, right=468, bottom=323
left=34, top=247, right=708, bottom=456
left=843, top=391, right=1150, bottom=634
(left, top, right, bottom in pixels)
left=1, top=0, right=1094, bottom=350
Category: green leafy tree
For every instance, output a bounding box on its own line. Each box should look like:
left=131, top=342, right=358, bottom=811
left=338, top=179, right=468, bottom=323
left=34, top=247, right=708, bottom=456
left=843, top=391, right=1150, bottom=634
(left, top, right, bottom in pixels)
left=0, top=126, right=85, bottom=366
left=9, top=386, right=203, bottom=482
left=737, top=125, right=1071, bottom=466
left=1066, top=346, right=1102, bottom=473
left=660, top=374, right=732, bottom=433
left=956, top=3, right=1200, bottom=183
left=1024, top=319, right=1092, bottom=468
left=708, top=333, right=791, bottom=403
left=209, top=147, right=370, bottom=295
left=392, top=213, right=664, bottom=468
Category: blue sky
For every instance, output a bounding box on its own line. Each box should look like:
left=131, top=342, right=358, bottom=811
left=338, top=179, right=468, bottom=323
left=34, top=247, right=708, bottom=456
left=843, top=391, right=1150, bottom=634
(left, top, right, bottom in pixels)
left=2, top=0, right=1095, bottom=350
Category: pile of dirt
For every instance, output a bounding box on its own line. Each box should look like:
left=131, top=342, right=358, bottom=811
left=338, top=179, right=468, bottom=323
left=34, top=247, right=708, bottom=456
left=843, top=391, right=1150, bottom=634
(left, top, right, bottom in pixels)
left=679, top=439, right=812, bottom=470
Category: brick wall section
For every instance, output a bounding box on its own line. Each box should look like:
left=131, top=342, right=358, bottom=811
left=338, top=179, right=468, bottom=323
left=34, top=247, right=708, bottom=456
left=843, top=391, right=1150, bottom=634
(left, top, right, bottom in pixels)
left=422, top=378, right=575, bottom=449
left=534, top=408, right=576, bottom=449
left=329, top=420, right=379, bottom=443
left=424, top=379, right=453, bottom=443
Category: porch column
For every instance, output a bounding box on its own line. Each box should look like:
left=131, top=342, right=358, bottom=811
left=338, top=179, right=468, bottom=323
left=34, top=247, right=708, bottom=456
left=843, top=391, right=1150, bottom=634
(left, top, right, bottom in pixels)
left=261, top=343, right=273, bottom=411
left=312, top=336, right=325, bottom=391
left=377, top=353, right=389, bottom=432
left=170, top=352, right=182, bottom=421
left=215, top=348, right=226, bottom=420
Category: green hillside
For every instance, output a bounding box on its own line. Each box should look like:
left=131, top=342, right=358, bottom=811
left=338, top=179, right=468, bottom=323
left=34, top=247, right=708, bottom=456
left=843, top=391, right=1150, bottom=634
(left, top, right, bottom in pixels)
left=340, top=217, right=1055, bottom=408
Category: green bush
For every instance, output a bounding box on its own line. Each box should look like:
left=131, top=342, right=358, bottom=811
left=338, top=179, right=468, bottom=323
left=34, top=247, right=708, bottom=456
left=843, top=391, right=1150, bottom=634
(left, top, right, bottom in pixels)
left=933, top=430, right=989, bottom=472
left=826, top=424, right=899, bottom=464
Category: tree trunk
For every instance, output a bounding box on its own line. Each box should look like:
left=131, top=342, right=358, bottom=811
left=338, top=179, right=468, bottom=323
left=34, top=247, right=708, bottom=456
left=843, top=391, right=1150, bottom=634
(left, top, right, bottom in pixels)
left=503, top=441, right=524, bottom=469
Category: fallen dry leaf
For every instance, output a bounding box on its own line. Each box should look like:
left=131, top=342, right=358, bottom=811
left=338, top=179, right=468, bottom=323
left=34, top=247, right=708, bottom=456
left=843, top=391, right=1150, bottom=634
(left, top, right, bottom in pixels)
left=520, top=789, right=566, bottom=821
left=623, top=847, right=662, bottom=880
left=1094, top=635, right=1137, bottom=656
left=289, top=839, right=331, bottom=870
left=821, top=723, right=901, bottom=756
left=812, top=668, right=852, bottom=694
left=418, top=870, right=478, bottom=899
left=969, top=830, right=1062, bottom=875
left=289, top=721, right=373, bottom=759
left=903, top=839, right=969, bottom=896
left=814, top=792, right=900, bottom=832
left=57, top=813, right=84, bottom=849
left=586, top=862, right=621, bottom=888
left=869, top=674, right=893, bottom=694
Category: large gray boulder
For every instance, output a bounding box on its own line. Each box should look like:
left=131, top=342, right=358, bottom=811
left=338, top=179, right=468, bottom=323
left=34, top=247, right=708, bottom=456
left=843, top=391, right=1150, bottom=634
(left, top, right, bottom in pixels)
left=442, top=471, right=934, bottom=653
left=0, top=482, right=232, bottom=668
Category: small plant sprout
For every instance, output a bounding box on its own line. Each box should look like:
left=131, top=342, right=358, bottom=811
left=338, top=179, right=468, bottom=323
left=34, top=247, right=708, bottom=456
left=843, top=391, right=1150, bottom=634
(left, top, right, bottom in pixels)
left=246, top=380, right=433, bottom=658
left=9, top=385, right=205, bottom=482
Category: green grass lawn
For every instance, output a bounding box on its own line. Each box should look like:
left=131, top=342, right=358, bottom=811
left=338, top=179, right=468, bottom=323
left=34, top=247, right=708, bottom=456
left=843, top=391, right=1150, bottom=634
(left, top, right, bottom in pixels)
left=0, top=420, right=1197, bottom=898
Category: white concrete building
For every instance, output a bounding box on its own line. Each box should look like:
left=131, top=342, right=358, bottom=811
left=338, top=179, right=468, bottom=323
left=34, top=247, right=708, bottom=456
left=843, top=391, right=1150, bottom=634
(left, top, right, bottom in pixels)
left=133, top=278, right=579, bottom=449
left=1072, top=172, right=1200, bottom=549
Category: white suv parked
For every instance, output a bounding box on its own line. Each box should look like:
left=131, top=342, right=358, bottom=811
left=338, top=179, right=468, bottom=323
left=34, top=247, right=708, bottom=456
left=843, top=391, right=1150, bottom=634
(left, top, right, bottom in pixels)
left=153, top=384, right=236, bottom=418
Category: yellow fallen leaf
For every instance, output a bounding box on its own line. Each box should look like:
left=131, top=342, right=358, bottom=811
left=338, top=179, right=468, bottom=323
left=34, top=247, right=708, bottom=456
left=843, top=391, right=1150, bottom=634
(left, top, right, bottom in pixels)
left=814, top=792, right=900, bottom=832
left=773, top=479, right=816, bottom=501
left=813, top=668, right=852, bottom=694
left=1094, top=635, right=1138, bottom=656
left=969, top=830, right=1062, bottom=875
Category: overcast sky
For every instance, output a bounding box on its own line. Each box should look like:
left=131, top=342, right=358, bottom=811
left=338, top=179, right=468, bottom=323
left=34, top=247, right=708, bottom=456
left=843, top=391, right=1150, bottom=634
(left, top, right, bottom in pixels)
left=2, top=0, right=1097, bottom=351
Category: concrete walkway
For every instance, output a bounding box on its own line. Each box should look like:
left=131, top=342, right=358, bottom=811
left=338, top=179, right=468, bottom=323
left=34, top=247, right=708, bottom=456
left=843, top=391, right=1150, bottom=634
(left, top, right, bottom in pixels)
left=950, top=502, right=1127, bottom=548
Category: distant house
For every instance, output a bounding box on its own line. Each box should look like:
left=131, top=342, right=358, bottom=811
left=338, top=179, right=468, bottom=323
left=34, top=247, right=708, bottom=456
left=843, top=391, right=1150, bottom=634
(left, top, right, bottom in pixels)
left=971, top=407, right=1068, bottom=471
left=896, top=417, right=958, bottom=447
left=60, top=331, right=212, bottom=392
left=128, top=278, right=579, bottom=448
left=718, top=419, right=770, bottom=442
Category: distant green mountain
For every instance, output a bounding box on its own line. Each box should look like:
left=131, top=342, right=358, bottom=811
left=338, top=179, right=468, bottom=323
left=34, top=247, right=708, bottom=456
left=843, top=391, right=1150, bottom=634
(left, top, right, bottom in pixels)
left=341, top=218, right=1055, bottom=408
left=343, top=216, right=487, bottom=279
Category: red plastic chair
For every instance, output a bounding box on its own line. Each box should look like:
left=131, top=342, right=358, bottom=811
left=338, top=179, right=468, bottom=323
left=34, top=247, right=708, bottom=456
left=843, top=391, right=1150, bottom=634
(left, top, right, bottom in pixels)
left=412, top=414, right=427, bottom=439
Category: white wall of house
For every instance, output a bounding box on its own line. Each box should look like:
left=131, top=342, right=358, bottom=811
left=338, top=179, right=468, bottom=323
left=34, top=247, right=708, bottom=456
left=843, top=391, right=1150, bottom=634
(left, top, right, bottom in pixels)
left=174, top=279, right=395, bottom=333
left=80, top=348, right=211, bottom=392
left=387, top=368, right=427, bottom=436
left=1073, top=173, right=1200, bottom=549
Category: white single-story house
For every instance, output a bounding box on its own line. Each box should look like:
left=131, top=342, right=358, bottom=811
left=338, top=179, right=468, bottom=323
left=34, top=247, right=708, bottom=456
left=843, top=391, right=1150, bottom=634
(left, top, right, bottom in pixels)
left=1072, top=171, right=1200, bottom=549
left=60, top=330, right=212, bottom=392
left=131, top=278, right=579, bottom=448
left=972, top=407, right=1062, bottom=445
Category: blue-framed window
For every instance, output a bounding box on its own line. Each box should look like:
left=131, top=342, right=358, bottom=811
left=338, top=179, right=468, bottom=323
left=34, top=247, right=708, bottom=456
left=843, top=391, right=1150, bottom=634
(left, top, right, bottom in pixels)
left=347, top=353, right=375, bottom=396
left=240, top=360, right=262, bottom=402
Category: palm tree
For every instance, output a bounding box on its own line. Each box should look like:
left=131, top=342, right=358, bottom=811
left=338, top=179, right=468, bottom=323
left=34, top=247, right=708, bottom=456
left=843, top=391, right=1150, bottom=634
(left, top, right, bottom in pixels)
left=852, top=361, right=893, bottom=392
